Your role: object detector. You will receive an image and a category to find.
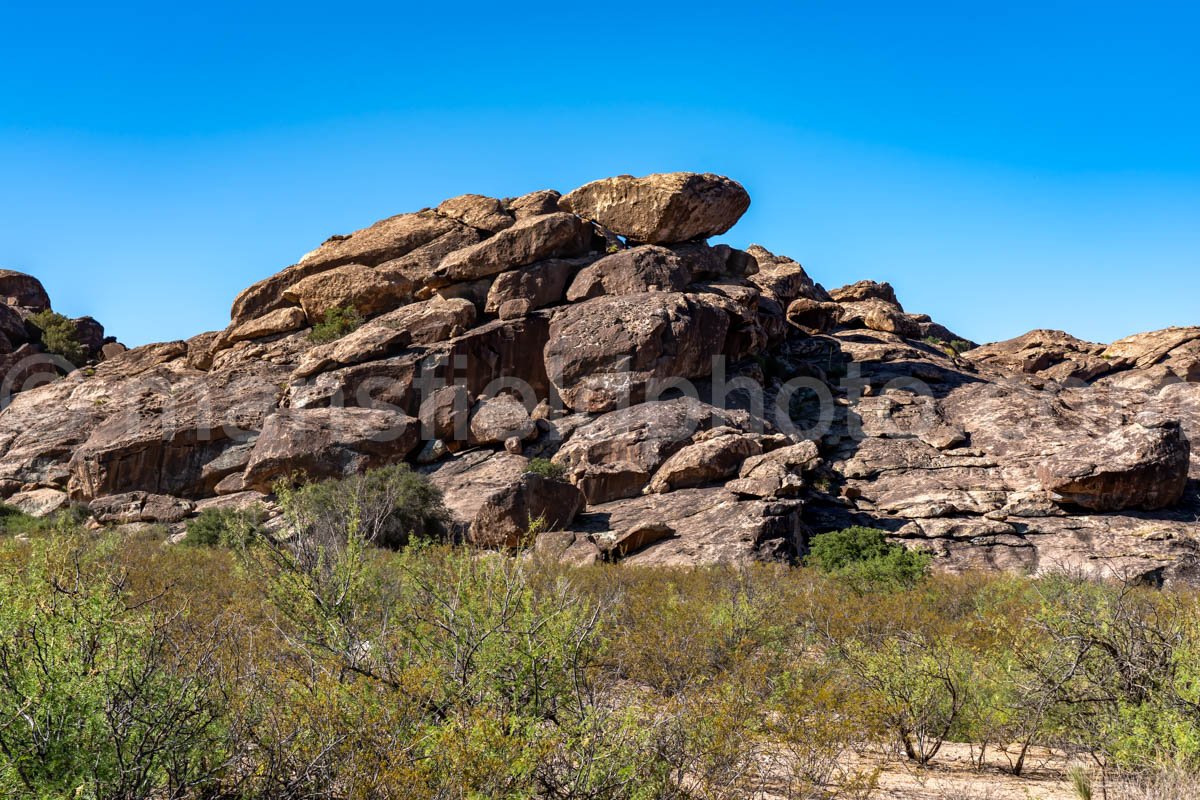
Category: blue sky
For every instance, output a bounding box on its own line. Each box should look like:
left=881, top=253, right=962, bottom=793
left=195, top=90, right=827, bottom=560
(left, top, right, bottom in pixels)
left=2, top=1, right=1197, bottom=346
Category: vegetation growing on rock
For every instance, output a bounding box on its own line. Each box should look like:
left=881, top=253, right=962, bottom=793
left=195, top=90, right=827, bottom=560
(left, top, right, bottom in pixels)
left=27, top=309, right=87, bottom=365
left=307, top=304, right=363, bottom=343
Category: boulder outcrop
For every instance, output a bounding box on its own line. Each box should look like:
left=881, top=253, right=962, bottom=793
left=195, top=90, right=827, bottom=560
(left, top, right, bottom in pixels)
left=559, top=172, right=750, bottom=244
left=2, top=171, right=1196, bottom=582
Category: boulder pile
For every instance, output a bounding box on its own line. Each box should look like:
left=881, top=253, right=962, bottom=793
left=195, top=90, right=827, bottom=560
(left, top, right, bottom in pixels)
left=0, top=270, right=123, bottom=404
left=1, top=172, right=1197, bottom=583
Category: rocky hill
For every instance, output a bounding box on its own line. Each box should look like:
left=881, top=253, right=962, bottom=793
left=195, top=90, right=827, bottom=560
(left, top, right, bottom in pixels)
left=1, top=172, right=1196, bottom=582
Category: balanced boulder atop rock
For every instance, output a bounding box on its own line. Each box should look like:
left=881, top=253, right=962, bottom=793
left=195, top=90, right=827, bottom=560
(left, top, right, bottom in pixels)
left=559, top=172, right=750, bottom=244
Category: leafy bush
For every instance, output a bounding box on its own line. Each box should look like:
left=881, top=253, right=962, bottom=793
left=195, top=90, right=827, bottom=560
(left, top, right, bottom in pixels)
left=526, top=456, right=566, bottom=480
left=308, top=305, right=363, bottom=343
left=185, top=506, right=264, bottom=548
left=275, top=464, right=448, bottom=554
left=0, top=537, right=232, bottom=799
left=807, top=526, right=931, bottom=591
left=27, top=310, right=87, bottom=366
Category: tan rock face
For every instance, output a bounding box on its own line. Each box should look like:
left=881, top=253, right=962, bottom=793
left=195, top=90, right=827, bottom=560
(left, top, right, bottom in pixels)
left=224, top=307, right=308, bottom=346
left=565, top=245, right=691, bottom=301
left=545, top=293, right=729, bottom=412
left=966, top=329, right=1116, bottom=382
left=559, top=172, right=750, bottom=245
left=1037, top=416, right=1190, bottom=511
left=284, top=263, right=414, bottom=324
left=435, top=194, right=514, bottom=234
left=431, top=213, right=590, bottom=286
left=484, top=258, right=587, bottom=317
left=242, top=407, right=419, bottom=491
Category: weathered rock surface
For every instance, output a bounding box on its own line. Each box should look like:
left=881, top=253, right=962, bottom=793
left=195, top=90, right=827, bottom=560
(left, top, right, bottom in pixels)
left=559, top=172, right=750, bottom=244
left=243, top=408, right=419, bottom=491
left=4, top=171, right=1198, bottom=580
left=1037, top=416, right=1190, bottom=511
left=545, top=293, right=729, bottom=412
left=284, top=263, right=414, bottom=323
left=432, top=213, right=590, bottom=286
left=468, top=473, right=585, bottom=548
left=565, top=245, right=691, bottom=301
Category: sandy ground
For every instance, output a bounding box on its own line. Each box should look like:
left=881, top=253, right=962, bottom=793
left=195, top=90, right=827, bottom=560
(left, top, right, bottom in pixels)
left=750, top=741, right=1087, bottom=799
left=853, top=742, right=1081, bottom=800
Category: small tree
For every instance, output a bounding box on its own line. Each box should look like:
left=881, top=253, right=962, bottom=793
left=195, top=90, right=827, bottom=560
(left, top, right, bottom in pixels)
left=27, top=310, right=87, bottom=366
left=807, top=526, right=931, bottom=592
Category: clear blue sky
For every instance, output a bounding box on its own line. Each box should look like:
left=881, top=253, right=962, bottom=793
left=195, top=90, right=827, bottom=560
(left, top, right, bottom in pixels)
left=2, top=1, right=1197, bottom=347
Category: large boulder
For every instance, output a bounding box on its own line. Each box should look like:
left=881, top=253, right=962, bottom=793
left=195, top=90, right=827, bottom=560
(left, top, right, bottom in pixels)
left=746, top=246, right=829, bottom=306
left=836, top=298, right=921, bottom=339
left=545, top=293, right=729, bottom=412
left=223, top=307, right=308, bottom=346
left=90, top=491, right=194, bottom=524
left=830, top=280, right=902, bottom=307
left=298, top=211, right=459, bottom=272
left=1103, top=326, right=1200, bottom=369
left=0, top=269, right=51, bottom=311
left=570, top=486, right=802, bottom=565
left=1037, top=415, right=1191, bottom=511
left=468, top=394, right=536, bottom=446
left=230, top=213, right=459, bottom=326
left=284, top=263, right=414, bottom=324
left=786, top=298, right=842, bottom=335
left=558, top=172, right=750, bottom=245
left=565, top=245, right=691, bottom=301
left=242, top=407, right=419, bottom=491
left=726, top=441, right=821, bottom=499
left=646, top=428, right=764, bottom=493
left=435, top=194, right=514, bottom=234
left=5, top=487, right=69, bottom=517
left=468, top=473, right=585, bottom=548
left=552, top=398, right=760, bottom=503
left=431, top=213, right=591, bottom=286
left=484, top=257, right=588, bottom=319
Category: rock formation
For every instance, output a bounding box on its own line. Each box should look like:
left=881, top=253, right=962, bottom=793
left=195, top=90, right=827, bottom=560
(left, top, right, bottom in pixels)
left=1, top=172, right=1197, bottom=584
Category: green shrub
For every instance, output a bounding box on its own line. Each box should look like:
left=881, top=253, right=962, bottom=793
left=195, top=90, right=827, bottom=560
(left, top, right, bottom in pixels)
left=0, top=537, right=232, bottom=798
left=275, top=464, right=448, bottom=552
left=525, top=457, right=566, bottom=480
left=0, top=503, right=87, bottom=537
left=27, top=310, right=87, bottom=366
left=308, top=305, right=363, bottom=343
left=185, top=507, right=264, bottom=549
left=807, top=526, right=931, bottom=591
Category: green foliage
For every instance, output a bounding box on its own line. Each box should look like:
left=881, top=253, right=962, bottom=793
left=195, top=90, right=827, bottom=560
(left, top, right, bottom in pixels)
left=307, top=305, right=363, bottom=343
left=807, top=526, right=931, bottom=591
left=27, top=310, right=87, bottom=366
left=0, top=537, right=230, bottom=799
left=185, top=506, right=264, bottom=549
left=275, top=464, right=448, bottom=551
left=525, top=456, right=567, bottom=480
left=6, top=507, right=1200, bottom=796
left=0, top=503, right=90, bottom=537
